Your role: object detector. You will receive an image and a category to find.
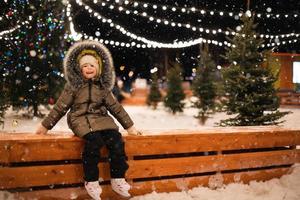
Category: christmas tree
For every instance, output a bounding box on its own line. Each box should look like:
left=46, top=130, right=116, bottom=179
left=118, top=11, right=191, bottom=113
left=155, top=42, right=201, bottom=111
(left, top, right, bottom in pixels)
left=192, top=44, right=217, bottom=124
left=0, top=1, right=68, bottom=117
left=0, top=88, right=9, bottom=129
left=220, top=15, right=289, bottom=126
left=147, top=72, right=162, bottom=109
left=164, top=63, right=185, bottom=114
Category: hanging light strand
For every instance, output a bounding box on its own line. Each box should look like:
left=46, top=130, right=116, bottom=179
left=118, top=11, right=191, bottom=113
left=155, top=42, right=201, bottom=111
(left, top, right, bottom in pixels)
left=75, top=0, right=232, bottom=48
left=1, top=0, right=298, bottom=49
left=67, top=1, right=148, bottom=48
left=263, top=39, right=299, bottom=48
left=0, top=25, right=19, bottom=37
left=0, top=16, right=32, bottom=40
left=95, top=1, right=232, bottom=36
left=95, top=1, right=299, bottom=39
left=105, top=0, right=299, bottom=19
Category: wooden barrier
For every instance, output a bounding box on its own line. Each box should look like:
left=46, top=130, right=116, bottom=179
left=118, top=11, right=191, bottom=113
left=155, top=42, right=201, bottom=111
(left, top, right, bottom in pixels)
left=0, top=127, right=300, bottom=199
left=121, top=88, right=193, bottom=106
left=278, top=91, right=300, bottom=107
left=122, top=88, right=148, bottom=106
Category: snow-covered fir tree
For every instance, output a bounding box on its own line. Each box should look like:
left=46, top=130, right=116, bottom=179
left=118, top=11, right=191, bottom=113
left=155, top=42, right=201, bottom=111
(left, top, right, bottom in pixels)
left=164, top=63, right=185, bottom=114
left=147, top=72, right=162, bottom=109
left=192, top=44, right=217, bottom=124
left=0, top=91, right=9, bottom=129
left=220, top=15, right=289, bottom=126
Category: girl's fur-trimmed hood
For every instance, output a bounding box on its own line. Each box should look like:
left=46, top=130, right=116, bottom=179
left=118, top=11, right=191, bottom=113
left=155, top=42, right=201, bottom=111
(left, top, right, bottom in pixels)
left=63, top=40, right=115, bottom=91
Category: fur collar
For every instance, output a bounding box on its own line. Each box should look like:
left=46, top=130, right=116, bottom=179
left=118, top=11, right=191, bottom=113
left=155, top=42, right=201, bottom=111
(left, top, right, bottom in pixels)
left=63, top=40, right=115, bottom=91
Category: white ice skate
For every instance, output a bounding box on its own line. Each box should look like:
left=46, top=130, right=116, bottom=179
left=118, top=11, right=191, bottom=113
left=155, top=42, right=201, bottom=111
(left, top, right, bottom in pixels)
left=85, top=181, right=102, bottom=200
left=111, top=178, right=131, bottom=197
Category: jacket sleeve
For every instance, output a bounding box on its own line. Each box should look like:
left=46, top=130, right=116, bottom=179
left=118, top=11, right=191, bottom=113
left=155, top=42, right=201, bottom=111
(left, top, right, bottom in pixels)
left=104, top=90, right=134, bottom=129
left=41, top=84, right=74, bottom=130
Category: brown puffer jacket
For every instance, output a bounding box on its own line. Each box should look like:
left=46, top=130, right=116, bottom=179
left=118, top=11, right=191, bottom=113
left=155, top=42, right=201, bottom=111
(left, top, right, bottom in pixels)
left=42, top=40, right=133, bottom=137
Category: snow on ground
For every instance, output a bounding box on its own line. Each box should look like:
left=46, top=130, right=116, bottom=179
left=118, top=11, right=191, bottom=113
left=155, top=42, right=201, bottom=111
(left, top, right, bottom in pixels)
left=130, top=164, right=300, bottom=200
left=1, top=103, right=300, bottom=134
left=1, top=104, right=300, bottom=199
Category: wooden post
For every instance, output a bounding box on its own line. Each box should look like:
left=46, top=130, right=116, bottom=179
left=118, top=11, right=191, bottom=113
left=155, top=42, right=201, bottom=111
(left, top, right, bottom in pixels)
left=127, top=155, right=134, bottom=186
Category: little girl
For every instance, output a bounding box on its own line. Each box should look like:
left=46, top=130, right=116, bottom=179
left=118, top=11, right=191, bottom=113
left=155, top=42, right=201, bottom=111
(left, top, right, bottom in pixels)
left=36, top=40, right=141, bottom=200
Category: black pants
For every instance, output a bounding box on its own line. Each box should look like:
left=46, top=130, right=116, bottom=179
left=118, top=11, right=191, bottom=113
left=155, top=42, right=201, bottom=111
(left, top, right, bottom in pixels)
left=82, top=129, right=129, bottom=182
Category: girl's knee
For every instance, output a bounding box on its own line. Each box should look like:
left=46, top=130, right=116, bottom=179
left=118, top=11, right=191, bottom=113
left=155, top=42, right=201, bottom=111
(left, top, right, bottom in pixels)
left=109, top=130, right=123, bottom=141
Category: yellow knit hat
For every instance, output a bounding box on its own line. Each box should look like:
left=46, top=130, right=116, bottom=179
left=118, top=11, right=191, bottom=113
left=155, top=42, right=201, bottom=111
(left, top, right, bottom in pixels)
left=77, top=49, right=103, bottom=78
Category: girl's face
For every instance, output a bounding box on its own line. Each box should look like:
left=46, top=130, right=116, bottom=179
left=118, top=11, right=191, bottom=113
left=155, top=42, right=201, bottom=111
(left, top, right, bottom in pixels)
left=79, top=55, right=99, bottom=79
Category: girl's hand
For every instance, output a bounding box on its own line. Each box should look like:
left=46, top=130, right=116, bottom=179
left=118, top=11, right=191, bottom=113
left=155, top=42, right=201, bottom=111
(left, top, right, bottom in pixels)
left=35, top=123, right=49, bottom=135
left=126, top=126, right=142, bottom=136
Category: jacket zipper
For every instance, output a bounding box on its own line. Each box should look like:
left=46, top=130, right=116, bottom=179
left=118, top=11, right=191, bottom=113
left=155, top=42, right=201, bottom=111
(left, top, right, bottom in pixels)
left=85, top=81, right=93, bottom=132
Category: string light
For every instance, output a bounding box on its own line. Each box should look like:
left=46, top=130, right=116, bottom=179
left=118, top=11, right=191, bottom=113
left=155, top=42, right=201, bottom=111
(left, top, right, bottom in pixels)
left=263, top=39, right=299, bottom=48
left=74, top=0, right=299, bottom=49
left=76, top=0, right=232, bottom=48
left=98, top=1, right=229, bottom=36
left=97, top=1, right=299, bottom=39
left=0, top=16, right=32, bottom=40
left=70, top=20, right=149, bottom=48
left=67, top=1, right=147, bottom=48
left=0, top=25, right=19, bottom=37
left=112, top=0, right=300, bottom=19
left=1, top=0, right=299, bottom=50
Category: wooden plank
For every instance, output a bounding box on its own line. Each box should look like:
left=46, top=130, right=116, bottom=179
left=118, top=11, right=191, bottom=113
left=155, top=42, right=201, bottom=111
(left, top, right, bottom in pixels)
left=2, top=149, right=298, bottom=190
left=0, top=133, right=77, bottom=141
left=11, top=167, right=293, bottom=199
left=1, top=129, right=300, bottom=163
left=13, top=185, right=125, bottom=200
left=130, top=167, right=293, bottom=196
left=0, top=134, right=110, bottom=164
left=6, top=140, right=83, bottom=163
left=15, top=188, right=89, bottom=200
left=126, top=150, right=300, bottom=179
left=0, top=163, right=110, bottom=189
left=125, top=130, right=300, bottom=156
left=0, top=133, right=80, bottom=164
left=0, top=141, right=10, bottom=163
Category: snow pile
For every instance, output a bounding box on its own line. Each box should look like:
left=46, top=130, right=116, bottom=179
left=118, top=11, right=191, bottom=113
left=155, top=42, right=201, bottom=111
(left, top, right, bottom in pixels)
left=130, top=164, right=300, bottom=200
left=0, top=191, right=15, bottom=200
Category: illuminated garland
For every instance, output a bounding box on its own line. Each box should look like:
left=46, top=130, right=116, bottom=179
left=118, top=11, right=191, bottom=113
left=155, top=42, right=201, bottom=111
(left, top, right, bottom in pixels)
left=67, top=2, right=148, bottom=48
left=1, top=0, right=299, bottom=49
left=262, top=39, right=299, bottom=48
left=0, top=17, right=31, bottom=39
left=0, top=14, right=64, bottom=41
left=0, top=25, right=19, bottom=37
left=107, top=0, right=299, bottom=19
left=76, top=0, right=232, bottom=48
left=95, top=1, right=233, bottom=36
left=95, top=1, right=299, bottom=39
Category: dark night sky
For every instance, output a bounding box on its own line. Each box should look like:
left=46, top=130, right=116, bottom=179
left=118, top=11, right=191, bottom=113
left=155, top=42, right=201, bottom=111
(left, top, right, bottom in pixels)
left=71, top=0, right=300, bottom=79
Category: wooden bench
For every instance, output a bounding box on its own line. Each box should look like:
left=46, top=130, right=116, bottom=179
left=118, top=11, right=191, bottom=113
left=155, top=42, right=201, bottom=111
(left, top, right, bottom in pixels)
left=0, top=127, right=300, bottom=199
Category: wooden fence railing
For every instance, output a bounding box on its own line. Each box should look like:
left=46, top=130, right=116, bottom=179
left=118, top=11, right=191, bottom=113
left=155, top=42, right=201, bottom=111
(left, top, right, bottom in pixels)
left=278, top=91, right=300, bottom=106
left=0, top=127, right=299, bottom=199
